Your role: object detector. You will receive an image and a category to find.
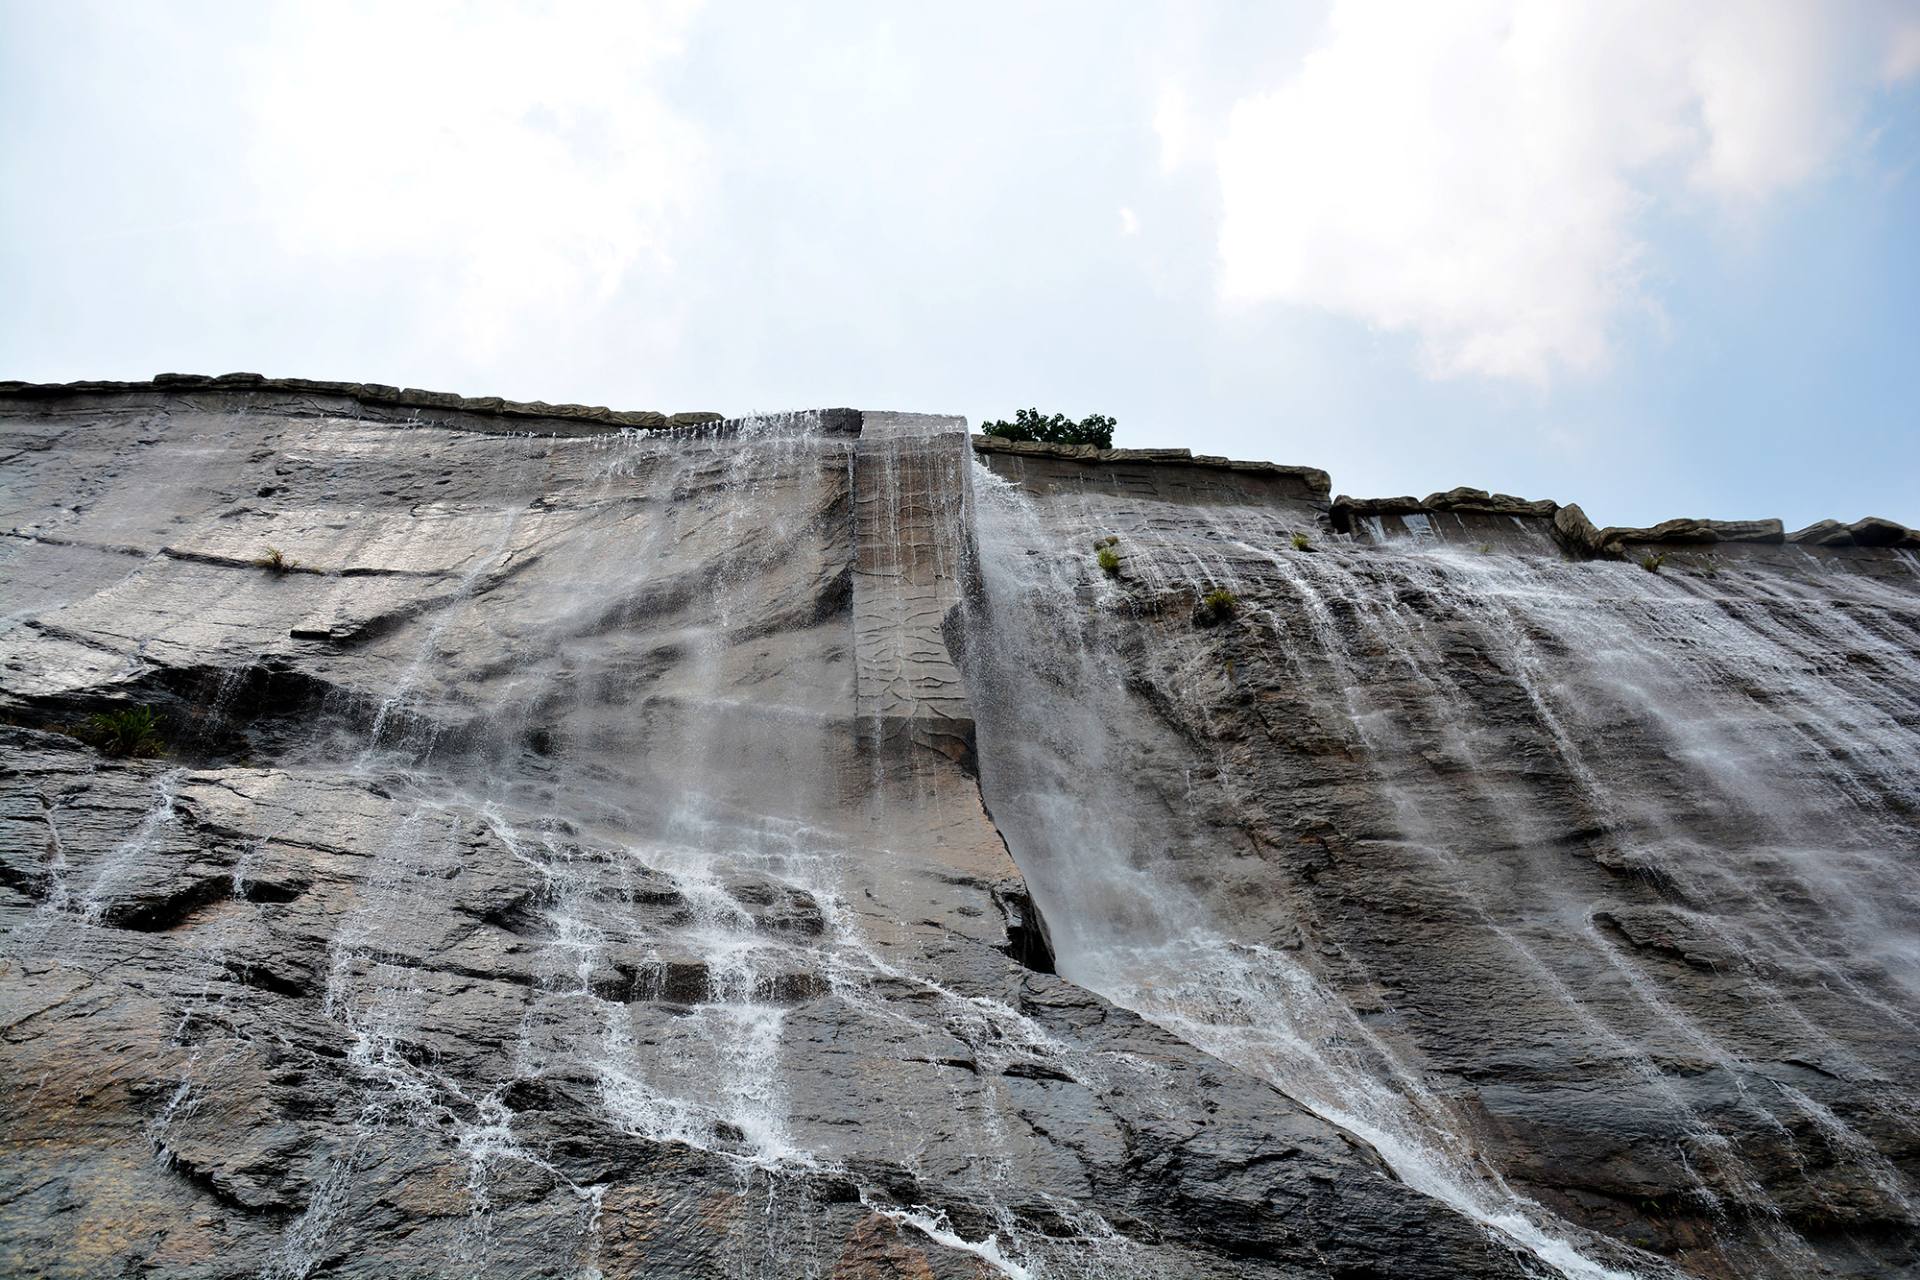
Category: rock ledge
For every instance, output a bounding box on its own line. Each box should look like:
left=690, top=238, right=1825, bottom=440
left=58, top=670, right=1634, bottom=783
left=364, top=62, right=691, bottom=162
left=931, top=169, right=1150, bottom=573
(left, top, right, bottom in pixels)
left=0, top=371, right=721, bottom=432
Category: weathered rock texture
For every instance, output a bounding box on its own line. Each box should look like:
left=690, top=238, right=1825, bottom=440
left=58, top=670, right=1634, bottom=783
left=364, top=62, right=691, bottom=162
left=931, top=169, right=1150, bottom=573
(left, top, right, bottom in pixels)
left=853, top=413, right=975, bottom=763
left=0, top=383, right=1563, bottom=1279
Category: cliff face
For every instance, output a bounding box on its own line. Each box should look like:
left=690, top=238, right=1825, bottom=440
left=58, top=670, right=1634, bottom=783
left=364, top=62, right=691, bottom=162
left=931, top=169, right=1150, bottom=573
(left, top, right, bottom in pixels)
left=1, top=380, right=1915, bottom=1279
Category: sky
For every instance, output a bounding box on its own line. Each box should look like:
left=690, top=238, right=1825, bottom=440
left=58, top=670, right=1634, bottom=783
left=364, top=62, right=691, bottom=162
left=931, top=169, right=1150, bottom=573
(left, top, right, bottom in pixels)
left=3, top=0, right=1917, bottom=528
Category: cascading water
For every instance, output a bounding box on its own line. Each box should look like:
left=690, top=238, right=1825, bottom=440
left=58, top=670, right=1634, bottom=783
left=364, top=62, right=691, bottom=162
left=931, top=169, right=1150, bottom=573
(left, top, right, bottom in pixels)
left=957, top=465, right=1651, bottom=1280
left=956, top=455, right=1920, bottom=1280
left=260, top=416, right=873, bottom=1274
left=231, top=412, right=1201, bottom=1278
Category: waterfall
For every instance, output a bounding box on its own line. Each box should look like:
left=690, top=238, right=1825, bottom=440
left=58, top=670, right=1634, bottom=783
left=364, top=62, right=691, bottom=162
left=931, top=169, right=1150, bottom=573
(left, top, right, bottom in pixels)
left=956, top=458, right=1920, bottom=1279
left=246, top=412, right=1165, bottom=1278
left=956, top=464, right=1649, bottom=1278
left=269, top=415, right=867, bottom=1274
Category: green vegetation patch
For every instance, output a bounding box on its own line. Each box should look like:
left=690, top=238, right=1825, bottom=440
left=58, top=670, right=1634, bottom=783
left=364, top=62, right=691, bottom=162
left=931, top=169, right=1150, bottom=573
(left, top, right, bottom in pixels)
left=983, top=408, right=1116, bottom=450
left=82, top=705, right=167, bottom=758
left=1194, top=588, right=1239, bottom=627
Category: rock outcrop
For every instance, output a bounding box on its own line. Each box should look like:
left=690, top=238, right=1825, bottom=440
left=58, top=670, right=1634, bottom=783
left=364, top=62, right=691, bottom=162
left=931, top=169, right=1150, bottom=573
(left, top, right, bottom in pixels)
left=0, top=370, right=722, bottom=432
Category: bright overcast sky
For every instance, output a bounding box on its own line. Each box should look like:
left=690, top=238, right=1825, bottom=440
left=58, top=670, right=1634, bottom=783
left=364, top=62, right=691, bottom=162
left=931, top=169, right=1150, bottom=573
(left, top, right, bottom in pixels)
left=4, top=1, right=1917, bottom=527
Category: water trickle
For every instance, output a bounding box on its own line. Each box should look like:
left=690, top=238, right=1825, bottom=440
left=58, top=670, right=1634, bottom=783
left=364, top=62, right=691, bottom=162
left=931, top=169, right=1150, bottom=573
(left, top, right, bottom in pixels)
left=78, top=767, right=184, bottom=925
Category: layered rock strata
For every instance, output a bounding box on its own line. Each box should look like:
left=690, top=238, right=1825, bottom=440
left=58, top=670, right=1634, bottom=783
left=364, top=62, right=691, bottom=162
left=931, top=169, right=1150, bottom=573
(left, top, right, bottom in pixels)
left=1323, top=477, right=1918, bottom=564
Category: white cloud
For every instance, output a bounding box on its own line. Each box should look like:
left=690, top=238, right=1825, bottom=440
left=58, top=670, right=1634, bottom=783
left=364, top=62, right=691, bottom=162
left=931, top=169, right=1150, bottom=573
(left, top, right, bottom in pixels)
left=1118, top=207, right=1141, bottom=236
left=246, top=0, right=706, bottom=359
left=1213, top=0, right=1918, bottom=383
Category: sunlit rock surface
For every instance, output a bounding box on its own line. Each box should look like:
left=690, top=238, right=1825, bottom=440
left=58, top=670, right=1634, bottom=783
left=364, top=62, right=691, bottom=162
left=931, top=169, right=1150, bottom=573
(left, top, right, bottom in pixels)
left=0, top=378, right=1915, bottom=1278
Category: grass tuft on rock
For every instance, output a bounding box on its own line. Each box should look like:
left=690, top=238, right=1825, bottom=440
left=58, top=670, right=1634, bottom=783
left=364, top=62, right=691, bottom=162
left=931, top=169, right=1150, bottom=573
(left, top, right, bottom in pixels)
left=82, top=705, right=166, bottom=758
left=1640, top=551, right=1667, bottom=573
left=1290, top=531, right=1313, bottom=551
left=1194, top=588, right=1239, bottom=627
left=257, top=547, right=297, bottom=574
left=1096, top=544, right=1122, bottom=576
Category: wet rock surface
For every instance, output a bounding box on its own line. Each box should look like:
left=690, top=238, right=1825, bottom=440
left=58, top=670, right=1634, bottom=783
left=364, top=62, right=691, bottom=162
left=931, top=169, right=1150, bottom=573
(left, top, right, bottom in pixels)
left=1, top=388, right=1547, bottom=1278
left=965, top=448, right=1920, bottom=1279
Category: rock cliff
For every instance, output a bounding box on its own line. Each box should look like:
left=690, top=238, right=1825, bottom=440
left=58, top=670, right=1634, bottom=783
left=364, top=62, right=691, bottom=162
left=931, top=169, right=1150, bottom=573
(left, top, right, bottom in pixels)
left=1, top=378, right=1916, bottom=1278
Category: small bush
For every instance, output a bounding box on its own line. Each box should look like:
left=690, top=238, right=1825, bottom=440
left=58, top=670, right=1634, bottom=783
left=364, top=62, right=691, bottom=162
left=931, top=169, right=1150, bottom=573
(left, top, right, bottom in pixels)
left=1477, top=543, right=1493, bottom=555
left=1290, top=531, right=1313, bottom=551
left=258, top=547, right=296, bottom=574
left=1096, top=544, right=1122, bottom=576
left=82, top=705, right=166, bottom=758
left=1194, top=588, right=1238, bottom=626
left=983, top=408, right=1116, bottom=450
left=1640, top=552, right=1667, bottom=573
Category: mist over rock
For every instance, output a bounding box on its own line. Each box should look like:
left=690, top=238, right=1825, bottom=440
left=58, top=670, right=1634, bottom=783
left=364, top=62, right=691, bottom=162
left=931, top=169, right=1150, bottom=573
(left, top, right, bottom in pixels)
left=2, top=379, right=1916, bottom=1279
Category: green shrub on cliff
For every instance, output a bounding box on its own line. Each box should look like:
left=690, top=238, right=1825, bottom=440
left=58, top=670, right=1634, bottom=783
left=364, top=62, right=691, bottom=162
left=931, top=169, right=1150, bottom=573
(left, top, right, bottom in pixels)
left=1096, top=544, right=1122, bottom=576
left=983, top=408, right=1116, bottom=450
